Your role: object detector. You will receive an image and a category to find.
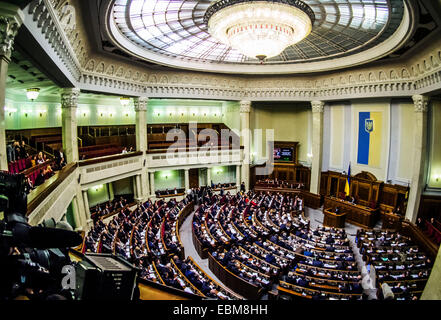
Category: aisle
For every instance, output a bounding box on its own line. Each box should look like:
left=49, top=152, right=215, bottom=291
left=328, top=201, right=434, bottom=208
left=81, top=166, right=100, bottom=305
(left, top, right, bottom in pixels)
left=179, top=207, right=243, bottom=298
left=305, top=206, right=378, bottom=299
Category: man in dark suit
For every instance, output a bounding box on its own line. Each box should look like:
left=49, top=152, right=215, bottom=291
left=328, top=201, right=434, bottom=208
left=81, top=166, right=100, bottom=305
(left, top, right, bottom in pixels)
left=265, top=253, right=276, bottom=264
left=240, top=182, right=246, bottom=193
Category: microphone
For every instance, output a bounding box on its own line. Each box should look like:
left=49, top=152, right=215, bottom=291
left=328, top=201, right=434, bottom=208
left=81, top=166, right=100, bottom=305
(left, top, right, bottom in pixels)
left=13, top=223, right=83, bottom=249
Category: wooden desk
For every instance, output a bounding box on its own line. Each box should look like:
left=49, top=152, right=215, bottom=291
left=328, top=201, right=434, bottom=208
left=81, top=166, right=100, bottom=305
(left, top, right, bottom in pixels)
left=381, top=211, right=403, bottom=230
left=208, top=252, right=261, bottom=300
left=324, top=196, right=379, bottom=228
left=323, top=209, right=346, bottom=228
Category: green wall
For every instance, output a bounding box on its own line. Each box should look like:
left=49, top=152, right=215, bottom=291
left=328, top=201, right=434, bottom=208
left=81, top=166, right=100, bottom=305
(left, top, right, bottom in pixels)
left=154, top=170, right=184, bottom=191
left=147, top=99, right=224, bottom=124
left=112, top=177, right=134, bottom=196
left=87, top=184, right=110, bottom=208
left=4, top=97, right=232, bottom=130
left=222, top=101, right=240, bottom=131
left=209, top=166, right=236, bottom=185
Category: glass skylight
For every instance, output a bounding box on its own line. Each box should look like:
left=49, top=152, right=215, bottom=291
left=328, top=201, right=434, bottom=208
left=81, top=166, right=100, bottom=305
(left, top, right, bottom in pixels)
left=112, top=0, right=403, bottom=64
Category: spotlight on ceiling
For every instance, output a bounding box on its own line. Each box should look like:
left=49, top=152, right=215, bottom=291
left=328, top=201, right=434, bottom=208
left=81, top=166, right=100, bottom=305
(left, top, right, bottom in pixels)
left=26, top=88, right=40, bottom=101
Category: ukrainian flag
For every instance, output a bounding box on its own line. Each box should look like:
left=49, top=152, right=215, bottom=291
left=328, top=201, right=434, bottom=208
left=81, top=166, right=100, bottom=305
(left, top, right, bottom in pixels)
left=344, top=163, right=351, bottom=196
left=357, top=111, right=382, bottom=166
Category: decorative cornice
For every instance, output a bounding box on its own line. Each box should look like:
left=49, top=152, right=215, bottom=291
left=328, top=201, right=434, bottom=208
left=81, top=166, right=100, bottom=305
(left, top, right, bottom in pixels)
left=239, top=100, right=251, bottom=113
left=18, top=0, right=441, bottom=102
left=412, top=94, right=429, bottom=112
left=60, top=87, right=80, bottom=108
left=27, top=0, right=81, bottom=80
left=134, top=96, right=148, bottom=112
left=311, top=100, right=325, bottom=113
left=0, top=3, right=24, bottom=59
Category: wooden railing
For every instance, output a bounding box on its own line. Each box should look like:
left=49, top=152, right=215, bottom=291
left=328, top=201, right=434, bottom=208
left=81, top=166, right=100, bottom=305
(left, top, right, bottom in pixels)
left=207, top=252, right=262, bottom=300
left=26, top=162, right=77, bottom=216
left=78, top=151, right=143, bottom=167
left=399, top=220, right=439, bottom=260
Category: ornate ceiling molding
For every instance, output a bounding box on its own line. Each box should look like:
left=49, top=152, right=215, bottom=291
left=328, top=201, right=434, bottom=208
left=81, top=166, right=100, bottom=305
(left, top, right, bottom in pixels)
left=0, top=3, right=24, bottom=59
left=17, top=0, right=441, bottom=102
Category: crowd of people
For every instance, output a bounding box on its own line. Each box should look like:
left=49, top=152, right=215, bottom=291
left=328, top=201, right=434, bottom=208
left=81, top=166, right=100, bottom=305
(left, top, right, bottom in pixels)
left=83, top=191, right=239, bottom=300
left=81, top=182, right=435, bottom=301
left=90, top=196, right=131, bottom=223
left=356, top=229, right=433, bottom=300
left=192, top=190, right=364, bottom=300
left=6, top=140, right=28, bottom=162
left=6, top=138, right=68, bottom=193
left=7, top=140, right=66, bottom=193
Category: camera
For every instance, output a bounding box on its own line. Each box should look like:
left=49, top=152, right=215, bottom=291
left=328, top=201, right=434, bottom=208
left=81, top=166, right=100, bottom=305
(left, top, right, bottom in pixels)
left=0, top=171, right=82, bottom=300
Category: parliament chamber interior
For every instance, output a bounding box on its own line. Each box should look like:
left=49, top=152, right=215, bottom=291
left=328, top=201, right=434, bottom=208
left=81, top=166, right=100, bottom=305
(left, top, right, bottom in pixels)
left=1, top=0, right=441, bottom=303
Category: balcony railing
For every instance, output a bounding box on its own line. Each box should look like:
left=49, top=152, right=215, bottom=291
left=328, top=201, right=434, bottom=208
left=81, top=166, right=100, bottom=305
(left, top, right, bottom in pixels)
left=147, top=146, right=243, bottom=169
left=78, top=151, right=143, bottom=185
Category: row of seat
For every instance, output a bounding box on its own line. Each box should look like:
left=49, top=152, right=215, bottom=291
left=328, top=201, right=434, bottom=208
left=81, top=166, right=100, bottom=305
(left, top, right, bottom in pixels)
left=8, top=157, right=32, bottom=174
left=356, top=228, right=432, bottom=300
left=84, top=194, right=239, bottom=300
left=192, top=191, right=363, bottom=300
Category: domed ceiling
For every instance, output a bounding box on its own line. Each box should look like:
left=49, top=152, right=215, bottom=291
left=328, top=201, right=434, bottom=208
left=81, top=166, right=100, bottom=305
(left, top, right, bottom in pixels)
left=105, top=0, right=415, bottom=74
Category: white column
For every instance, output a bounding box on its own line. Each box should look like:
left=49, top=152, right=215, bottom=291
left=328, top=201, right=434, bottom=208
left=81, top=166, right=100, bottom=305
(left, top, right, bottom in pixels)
left=421, top=245, right=441, bottom=299
left=61, top=88, right=80, bottom=163
left=134, top=96, right=150, bottom=200
left=132, top=176, right=138, bottom=199
left=70, top=196, right=80, bottom=230
left=108, top=182, right=114, bottom=200
left=310, top=101, right=324, bottom=195
left=135, top=174, right=142, bottom=202
left=236, top=165, right=241, bottom=189
left=74, top=190, right=87, bottom=230
left=72, top=195, right=89, bottom=232
left=405, top=95, right=429, bottom=223
left=207, top=167, right=211, bottom=186
left=149, top=171, right=155, bottom=196
left=82, top=190, right=92, bottom=228
left=0, top=4, right=23, bottom=170
left=184, top=169, right=190, bottom=190
left=240, top=100, right=251, bottom=191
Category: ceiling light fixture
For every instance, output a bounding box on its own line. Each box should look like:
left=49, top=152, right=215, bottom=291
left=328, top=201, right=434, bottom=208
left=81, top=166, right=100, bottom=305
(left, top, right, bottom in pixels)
left=204, top=0, right=314, bottom=61
left=26, top=88, right=40, bottom=101
left=120, top=96, right=130, bottom=106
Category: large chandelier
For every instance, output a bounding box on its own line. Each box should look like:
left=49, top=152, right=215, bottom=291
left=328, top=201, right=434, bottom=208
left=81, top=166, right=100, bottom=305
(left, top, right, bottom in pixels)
left=204, top=0, right=315, bottom=61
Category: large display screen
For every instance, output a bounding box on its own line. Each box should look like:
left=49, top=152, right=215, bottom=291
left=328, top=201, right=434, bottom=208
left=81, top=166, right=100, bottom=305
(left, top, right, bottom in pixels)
left=273, top=147, right=293, bottom=162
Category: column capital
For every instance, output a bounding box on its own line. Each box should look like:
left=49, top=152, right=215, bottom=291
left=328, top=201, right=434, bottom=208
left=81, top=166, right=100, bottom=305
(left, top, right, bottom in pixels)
left=60, top=88, right=80, bottom=108
left=134, top=96, right=149, bottom=112
left=0, top=3, right=24, bottom=59
left=412, top=95, right=429, bottom=113
left=311, top=100, right=325, bottom=113
left=239, top=100, right=251, bottom=113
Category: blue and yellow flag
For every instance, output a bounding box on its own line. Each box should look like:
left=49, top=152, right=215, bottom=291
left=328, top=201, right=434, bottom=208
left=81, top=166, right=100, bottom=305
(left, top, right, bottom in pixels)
left=344, top=163, right=351, bottom=195
left=357, top=112, right=382, bottom=166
